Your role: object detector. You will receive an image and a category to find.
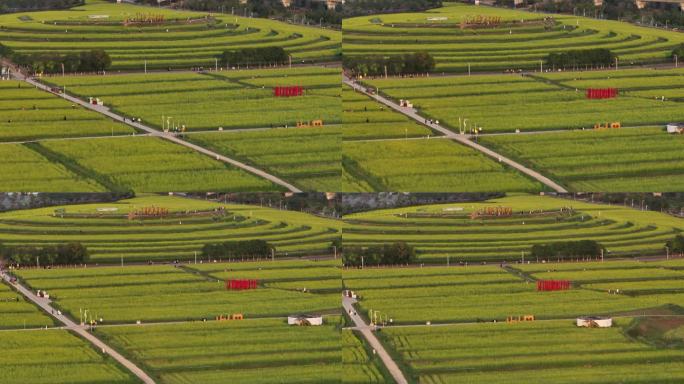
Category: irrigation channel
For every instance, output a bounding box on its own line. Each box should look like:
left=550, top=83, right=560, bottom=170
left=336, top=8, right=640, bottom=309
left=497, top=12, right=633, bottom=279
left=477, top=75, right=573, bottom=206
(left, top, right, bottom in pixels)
left=343, top=76, right=569, bottom=193
left=6, top=65, right=303, bottom=193
left=0, top=271, right=157, bottom=384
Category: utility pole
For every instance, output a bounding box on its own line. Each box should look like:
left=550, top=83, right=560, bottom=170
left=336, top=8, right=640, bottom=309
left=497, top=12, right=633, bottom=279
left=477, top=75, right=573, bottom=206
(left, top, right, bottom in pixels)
left=540, top=60, right=543, bottom=73
left=447, top=255, right=449, bottom=267
left=272, top=248, right=275, bottom=261
left=215, top=58, right=218, bottom=71
left=615, top=57, right=618, bottom=70
left=333, top=246, right=337, bottom=260
left=121, top=255, right=123, bottom=267
left=468, top=63, right=471, bottom=76
left=144, top=59, right=147, bottom=74
left=194, top=251, right=197, bottom=264
left=521, top=251, right=525, bottom=264
left=384, top=65, right=388, bottom=79
left=601, top=248, right=604, bottom=262
left=675, top=54, right=679, bottom=68
left=665, top=246, right=669, bottom=260
left=361, top=255, right=364, bottom=269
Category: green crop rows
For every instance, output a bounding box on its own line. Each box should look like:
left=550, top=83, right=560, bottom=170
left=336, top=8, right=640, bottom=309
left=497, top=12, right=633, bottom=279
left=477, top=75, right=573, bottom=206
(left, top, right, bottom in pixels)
left=363, top=68, right=684, bottom=134
left=0, top=279, right=54, bottom=329
left=39, top=136, right=279, bottom=192
left=380, top=320, right=684, bottom=383
left=482, top=127, right=684, bottom=192
left=45, top=67, right=341, bottom=131
left=340, top=87, right=433, bottom=141
left=189, top=127, right=341, bottom=192
left=342, top=194, right=683, bottom=262
left=342, top=329, right=388, bottom=383
left=0, top=0, right=341, bottom=70
left=96, top=319, right=341, bottom=384
left=1, top=329, right=139, bottom=384
left=343, top=2, right=684, bottom=72
left=0, top=143, right=104, bottom=192
left=342, top=260, right=684, bottom=325
left=0, top=81, right=134, bottom=142
left=0, top=195, right=341, bottom=262
left=14, top=259, right=340, bottom=324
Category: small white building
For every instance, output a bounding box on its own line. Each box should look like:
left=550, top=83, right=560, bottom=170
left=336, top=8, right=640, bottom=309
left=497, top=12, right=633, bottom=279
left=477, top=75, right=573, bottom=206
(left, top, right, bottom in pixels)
left=288, top=314, right=323, bottom=326
left=666, top=123, right=684, bottom=134
left=576, top=316, right=612, bottom=328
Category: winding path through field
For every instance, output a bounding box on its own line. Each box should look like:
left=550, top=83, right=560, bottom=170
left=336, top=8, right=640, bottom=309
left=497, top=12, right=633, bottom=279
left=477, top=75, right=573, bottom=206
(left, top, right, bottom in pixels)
left=343, top=76, right=569, bottom=193
left=8, top=66, right=303, bottom=193
left=0, top=271, right=156, bottom=384
left=343, top=294, right=408, bottom=384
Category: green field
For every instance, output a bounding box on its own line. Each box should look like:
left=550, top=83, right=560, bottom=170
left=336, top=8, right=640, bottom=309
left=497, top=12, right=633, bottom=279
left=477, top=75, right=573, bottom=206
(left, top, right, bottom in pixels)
left=0, top=279, right=54, bottom=329
left=37, top=136, right=279, bottom=192
left=340, top=87, right=434, bottom=141
left=342, top=329, right=388, bottom=383
left=363, top=68, right=684, bottom=134
left=96, top=318, right=341, bottom=384
left=342, top=259, right=684, bottom=325
left=0, top=81, right=134, bottom=142
left=13, top=259, right=340, bottom=324
left=343, top=2, right=684, bottom=72
left=379, top=319, right=684, bottom=383
left=342, top=194, right=683, bottom=262
left=0, top=195, right=341, bottom=262
left=0, top=329, right=140, bottom=384
left=0, top=0, right=340, bottom=70
left=45, top=67, right=341, bottom=131
left=189, top=127, right=340, bottom=192
left=482, top=127, right=684, bottom=192
left=0, top=143, right=105, bottom=192
left=343, top=139, right=541, bottom=192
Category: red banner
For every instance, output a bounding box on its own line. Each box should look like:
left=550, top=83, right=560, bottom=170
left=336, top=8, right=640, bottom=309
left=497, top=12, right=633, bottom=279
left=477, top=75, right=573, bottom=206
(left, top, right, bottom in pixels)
left=586, top=88, right=618, bottom=99
left=273, top=86, right=304, bottom=97
left=226, top=279, right=258, bottom=290
left=536, top=280, right=571, bottom=291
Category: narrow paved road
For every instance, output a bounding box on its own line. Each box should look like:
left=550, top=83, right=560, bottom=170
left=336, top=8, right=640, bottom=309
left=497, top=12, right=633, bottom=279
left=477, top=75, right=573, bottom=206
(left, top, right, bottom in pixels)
left=10, top=68, right=302, bottom=193
left=343, top=295, right=408, bottom=384
left=344, top=77, right=569, bottom=193
left=1, top=271, right=155, bottom=384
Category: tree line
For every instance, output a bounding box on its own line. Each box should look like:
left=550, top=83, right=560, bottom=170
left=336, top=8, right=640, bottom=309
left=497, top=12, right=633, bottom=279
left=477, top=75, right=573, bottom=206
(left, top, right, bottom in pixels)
left=343, top=242, right=416, bottom=267
left=530, top=240, right=605, bottom=261
left=343, top=52, right=436, bottom=77
left=0, top=45, right=112, bottom=74
left=666, top=235, right=684, bottom=256
left=0, top=243, right=89, bottom=267
left=219, top=46, right=289, bottom=68
left=545, top=48, right=616, bottom=69
left=0, top=0, right=83, bottom=13
left=202, top=239, right=275, bottom=260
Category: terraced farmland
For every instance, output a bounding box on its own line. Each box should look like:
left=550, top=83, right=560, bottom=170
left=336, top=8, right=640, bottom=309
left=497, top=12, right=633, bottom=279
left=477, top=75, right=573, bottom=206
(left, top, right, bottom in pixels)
left=0, top=329, right=140, bottom=384
left=379, top=319, right=684, bottom=384
left=343, top=2, right=684, bottom=72
left=0, top=0, right=340, bottom=70
left=0, top=143, right=104, bottom=192
left=0, top=195, right=341, bottom=262
left=0, top=279, right=54, bottom=329
left=340, top=87, right=434, bottom=141
left=342, top=259, right=684, bottom=325
left=96, top=318, right=341, bottom=384
left=14, top=259, right=340, bottom=324
left=342, top=329, right=388, bottom=383
left=36, top=136, right=279, bottom=192
left=0, top=80, right=134, bottom=142
left=482, top=127, right=684, bottom=192
left=45, top=67, right=341, bottom=131
left=363, top=68, right=684, bottom=134
left=189, top=127, right=340, bottom=192
left=343, top=139, right=541, bottom=192
left=342, top=194, right=683, bottom=262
